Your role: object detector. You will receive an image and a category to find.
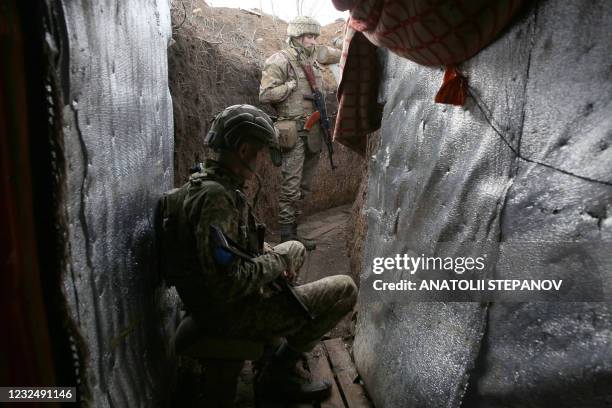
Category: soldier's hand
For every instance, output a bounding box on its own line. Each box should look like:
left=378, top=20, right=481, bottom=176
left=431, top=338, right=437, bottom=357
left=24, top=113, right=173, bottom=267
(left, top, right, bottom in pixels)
left=283, top=269, right=296, bottom=283
left=332, top=36, right=343, bottom=49
left=286, top=79, right=297, bottom=91
left=272, top=241, right=306, bottom=280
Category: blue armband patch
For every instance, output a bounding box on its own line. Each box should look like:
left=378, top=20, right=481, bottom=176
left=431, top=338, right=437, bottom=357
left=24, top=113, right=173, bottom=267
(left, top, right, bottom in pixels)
left=213, top=246, right=235, bottom=266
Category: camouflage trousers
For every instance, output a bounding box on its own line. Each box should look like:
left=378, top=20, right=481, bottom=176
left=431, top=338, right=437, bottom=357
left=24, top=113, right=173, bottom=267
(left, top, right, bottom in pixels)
left=217, top=242, right=357, bottom=352
left=222, top=275, right=357, bottom=352
left=278, top=135, right=320, bottom=225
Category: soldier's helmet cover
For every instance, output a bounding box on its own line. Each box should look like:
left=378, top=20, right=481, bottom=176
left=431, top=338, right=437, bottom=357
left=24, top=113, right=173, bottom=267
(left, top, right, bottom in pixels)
left=205, top=104, right=282, bottom=167
left=287, top=15, right=321, bottom=38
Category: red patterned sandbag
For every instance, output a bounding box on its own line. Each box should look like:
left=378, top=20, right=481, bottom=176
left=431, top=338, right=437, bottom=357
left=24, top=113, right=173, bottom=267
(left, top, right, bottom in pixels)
left=335, top=0, right=525, bottom=66
left=332, top=0, right=525, bottom=154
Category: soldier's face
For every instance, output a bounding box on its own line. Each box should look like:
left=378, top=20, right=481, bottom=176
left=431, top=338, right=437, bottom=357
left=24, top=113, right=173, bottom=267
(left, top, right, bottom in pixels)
left=237, top=142, right=263, bottom=178
left=300, top=34, right=317, bottom=48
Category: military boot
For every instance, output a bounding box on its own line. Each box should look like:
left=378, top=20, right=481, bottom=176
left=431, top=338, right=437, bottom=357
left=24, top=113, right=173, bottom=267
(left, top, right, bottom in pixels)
left=279, top=223, right=316, bottom=251
left=279, top=223, right=295, bottom=244
left=254, top=341, right=331, bottom=403
left=293, top=223, right=316, bottom=251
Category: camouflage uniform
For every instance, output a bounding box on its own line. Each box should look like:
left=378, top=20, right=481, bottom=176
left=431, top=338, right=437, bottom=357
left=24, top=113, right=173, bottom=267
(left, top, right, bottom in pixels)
left=259, top=43, right=341, bottom=225
left=168, top=159, right=357, bottom=352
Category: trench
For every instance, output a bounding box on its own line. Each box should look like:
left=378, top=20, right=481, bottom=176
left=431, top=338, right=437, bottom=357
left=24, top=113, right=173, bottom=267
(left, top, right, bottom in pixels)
left=8, top=1, right=612, bottom=407
left=167, top=3, right=373, bottom=406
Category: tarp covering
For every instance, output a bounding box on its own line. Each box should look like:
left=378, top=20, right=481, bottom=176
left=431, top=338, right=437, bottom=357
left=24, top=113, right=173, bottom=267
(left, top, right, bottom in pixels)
left=333, top=0, right=525, bottom=153
left=353, top=0, right=612, bottom=407
left=58, top=1, right=177, bottom=405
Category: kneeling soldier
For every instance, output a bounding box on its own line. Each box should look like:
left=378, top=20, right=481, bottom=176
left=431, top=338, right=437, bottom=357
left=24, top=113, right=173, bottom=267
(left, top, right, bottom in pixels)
left=161, top=105, right=357, bottom=403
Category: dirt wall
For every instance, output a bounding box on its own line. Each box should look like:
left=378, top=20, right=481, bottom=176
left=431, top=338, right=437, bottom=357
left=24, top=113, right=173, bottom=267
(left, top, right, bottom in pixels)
left=347, top=131, right=380, bottom=286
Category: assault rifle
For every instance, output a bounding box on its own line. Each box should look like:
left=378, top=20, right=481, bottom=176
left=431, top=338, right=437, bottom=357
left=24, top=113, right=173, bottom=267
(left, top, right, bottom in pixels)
left=301, top=64, right=337, bottom=170
left=210, top=224, right=314, bottom=320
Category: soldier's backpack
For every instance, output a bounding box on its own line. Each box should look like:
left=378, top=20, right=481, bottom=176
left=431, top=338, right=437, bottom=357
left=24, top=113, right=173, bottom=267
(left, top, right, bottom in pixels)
left=157, top=185, right=198, bottom=287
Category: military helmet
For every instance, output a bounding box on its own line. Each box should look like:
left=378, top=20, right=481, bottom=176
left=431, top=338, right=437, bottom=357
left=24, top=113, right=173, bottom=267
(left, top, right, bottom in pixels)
left=205, top=104, right=281, bottom=166
left=287, top=15, right=321, bottom=38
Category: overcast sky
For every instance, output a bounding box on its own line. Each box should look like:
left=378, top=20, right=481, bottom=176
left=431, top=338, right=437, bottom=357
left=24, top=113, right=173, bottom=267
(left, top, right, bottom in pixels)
left=206, top=0, right=348, bottom=25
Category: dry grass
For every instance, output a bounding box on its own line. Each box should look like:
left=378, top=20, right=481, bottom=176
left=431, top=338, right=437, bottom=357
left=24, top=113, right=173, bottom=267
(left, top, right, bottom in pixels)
left=171, top=1, right=288, bottom=68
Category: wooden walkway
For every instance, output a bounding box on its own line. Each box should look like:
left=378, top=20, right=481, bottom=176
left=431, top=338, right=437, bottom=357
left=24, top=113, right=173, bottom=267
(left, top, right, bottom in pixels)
left=309, top=339, right=372, bottom=408
left=259, top=338, right=373, bottom=408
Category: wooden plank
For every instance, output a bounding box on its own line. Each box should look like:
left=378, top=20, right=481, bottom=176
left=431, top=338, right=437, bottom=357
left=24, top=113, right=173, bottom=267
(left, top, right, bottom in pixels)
left=308, top=344, right=346, bottom=408
left=322, top=339, right=358, bottom=380
left=323, top=339, right=372, bottom=408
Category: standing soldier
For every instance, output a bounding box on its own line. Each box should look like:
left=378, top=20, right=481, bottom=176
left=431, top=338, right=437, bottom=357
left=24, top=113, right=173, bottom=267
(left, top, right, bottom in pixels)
left=259, top=16, right=341, bottom=250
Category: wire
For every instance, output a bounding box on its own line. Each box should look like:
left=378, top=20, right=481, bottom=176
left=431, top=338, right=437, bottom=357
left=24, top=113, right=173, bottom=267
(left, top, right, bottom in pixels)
left=467, top=86, right=612, bottom=187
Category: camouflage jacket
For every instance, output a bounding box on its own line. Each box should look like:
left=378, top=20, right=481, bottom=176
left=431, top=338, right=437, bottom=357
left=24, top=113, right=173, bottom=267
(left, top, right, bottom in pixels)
left=164, top=159, right=288, bottom=320
left=259, top=44, right=341, bottom=121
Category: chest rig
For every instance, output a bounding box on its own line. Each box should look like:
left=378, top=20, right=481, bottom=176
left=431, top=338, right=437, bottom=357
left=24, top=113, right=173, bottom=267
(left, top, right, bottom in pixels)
left=274, top=48, right=325, bottom=121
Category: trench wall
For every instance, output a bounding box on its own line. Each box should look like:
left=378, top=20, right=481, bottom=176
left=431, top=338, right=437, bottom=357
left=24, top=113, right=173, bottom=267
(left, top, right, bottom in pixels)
left=58, top=1, right=178, bottom=405
left=354, top=1, right=612, bottom=407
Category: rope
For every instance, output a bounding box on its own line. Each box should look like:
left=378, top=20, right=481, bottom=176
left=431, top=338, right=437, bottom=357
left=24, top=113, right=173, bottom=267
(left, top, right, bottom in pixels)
left=466, top=86, right=612, bottom=187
